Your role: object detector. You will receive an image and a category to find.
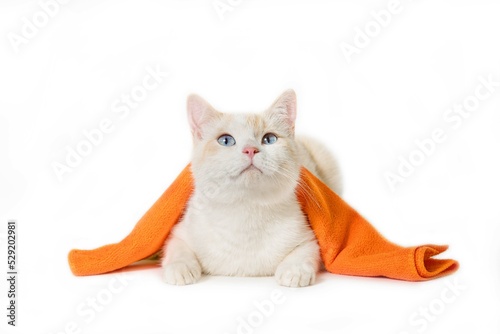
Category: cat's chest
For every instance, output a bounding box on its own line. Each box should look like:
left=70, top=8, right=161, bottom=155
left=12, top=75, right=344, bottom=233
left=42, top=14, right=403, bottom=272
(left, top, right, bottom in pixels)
left=177, top=200, right=312, bottom=276
left=189, top=204, right=303, bottom=245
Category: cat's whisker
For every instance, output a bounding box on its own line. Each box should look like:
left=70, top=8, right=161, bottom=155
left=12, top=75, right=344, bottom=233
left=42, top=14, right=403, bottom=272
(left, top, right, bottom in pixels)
left=262, top=163, right=321, bottom=210
left=272, top=164, right=321, bottom=208
left=297, top=177, right=322, bottom=210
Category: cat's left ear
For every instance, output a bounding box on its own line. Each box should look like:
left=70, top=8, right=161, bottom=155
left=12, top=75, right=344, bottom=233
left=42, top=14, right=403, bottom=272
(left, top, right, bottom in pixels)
left=187, top=94, right=221, bottom=140
left=266, top=89, right=297, bottom=132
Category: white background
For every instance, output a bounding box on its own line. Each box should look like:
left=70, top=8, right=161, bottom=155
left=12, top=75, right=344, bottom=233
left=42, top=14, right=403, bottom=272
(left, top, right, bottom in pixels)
left=1, top=0, right=499, bottom=333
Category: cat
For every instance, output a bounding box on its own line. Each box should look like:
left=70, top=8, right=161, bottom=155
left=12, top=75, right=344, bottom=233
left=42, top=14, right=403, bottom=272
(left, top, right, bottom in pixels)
left=161, top=90, right=342, bottom=287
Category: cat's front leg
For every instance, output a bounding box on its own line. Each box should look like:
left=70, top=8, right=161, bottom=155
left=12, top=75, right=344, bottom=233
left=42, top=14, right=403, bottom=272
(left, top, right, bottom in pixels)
left=162, top=237, right=202, bottom=285
left=275, top=239, right=320, bottom=288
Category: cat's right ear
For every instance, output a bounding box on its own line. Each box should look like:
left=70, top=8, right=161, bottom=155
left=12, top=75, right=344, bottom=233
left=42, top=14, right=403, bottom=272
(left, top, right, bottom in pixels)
left=265, top=89, right=297, bottom=134
left=187, top=94, right=220, bottom=140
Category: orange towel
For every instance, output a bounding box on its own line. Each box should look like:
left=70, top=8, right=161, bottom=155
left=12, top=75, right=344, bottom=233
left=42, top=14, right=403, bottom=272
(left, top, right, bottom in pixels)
left=68, top=165, right=458, bottom=281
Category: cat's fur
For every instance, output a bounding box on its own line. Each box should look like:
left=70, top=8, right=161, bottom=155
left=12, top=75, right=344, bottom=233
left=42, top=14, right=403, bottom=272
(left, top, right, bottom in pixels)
left=162, top=90, right=342, bottom=287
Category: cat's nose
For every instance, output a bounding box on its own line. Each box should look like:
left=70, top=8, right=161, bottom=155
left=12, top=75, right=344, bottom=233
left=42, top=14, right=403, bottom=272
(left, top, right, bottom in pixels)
left=242, top=146, right=260, bottom=159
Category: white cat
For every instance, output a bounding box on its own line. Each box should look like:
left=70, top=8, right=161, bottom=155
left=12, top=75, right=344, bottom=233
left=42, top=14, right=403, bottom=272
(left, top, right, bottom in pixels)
left=162, top=90, right=342, bottom=287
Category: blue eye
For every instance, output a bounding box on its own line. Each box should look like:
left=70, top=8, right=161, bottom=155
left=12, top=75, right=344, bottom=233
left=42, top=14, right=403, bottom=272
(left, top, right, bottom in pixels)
left=262, top=133, right=277, bottom=145
left=217, top=134, right=236, bottom=146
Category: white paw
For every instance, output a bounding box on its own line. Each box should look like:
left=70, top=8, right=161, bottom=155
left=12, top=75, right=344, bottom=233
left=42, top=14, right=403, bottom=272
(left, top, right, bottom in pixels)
left=275, top=262, right=316, bottom=288
left=162, top=261, right=202, bottom=285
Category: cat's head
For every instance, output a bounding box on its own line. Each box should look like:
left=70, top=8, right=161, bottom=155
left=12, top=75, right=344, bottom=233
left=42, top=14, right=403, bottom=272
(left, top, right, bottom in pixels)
left=187, top=90, right=301, bottom=205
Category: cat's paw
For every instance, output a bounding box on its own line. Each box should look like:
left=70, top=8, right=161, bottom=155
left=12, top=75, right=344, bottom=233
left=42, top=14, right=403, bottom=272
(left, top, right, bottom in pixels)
left=162, top=261, right=202, bottom=285
left=275, top=262, right=316, bottom=288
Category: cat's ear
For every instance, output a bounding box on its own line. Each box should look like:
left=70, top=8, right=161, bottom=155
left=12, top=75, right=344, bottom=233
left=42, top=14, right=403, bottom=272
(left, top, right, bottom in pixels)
left=187, top=94, right=221, bottom=139
left=267, top=89, right=297, bottom=132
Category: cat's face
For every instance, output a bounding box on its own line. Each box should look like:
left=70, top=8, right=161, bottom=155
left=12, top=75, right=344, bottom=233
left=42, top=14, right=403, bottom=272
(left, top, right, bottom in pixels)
left=187, top=90, right=301, bottom=205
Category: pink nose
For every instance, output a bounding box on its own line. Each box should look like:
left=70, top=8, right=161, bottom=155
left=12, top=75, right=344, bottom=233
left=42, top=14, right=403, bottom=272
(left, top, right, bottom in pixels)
left=242, top=146, right=259, bottom=159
